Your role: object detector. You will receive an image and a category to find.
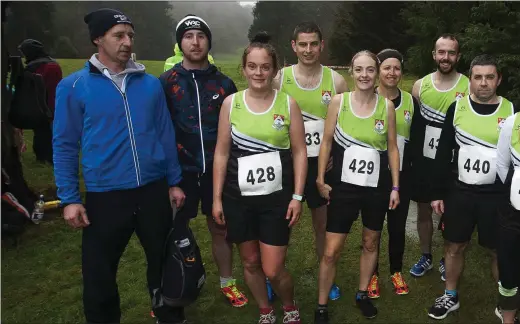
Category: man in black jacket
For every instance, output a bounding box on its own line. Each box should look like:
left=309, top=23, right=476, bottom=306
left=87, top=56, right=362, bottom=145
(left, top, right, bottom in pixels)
left=159, top=14, right=248, bottom=309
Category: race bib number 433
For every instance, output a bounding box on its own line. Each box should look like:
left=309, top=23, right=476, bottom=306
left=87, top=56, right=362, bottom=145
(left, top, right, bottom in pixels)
left=238, top=151, right=283, bottom=196
left=304, top=120, right=325, bottom=157
left=341, top=145, right=380, bottom=187
left=457, top=146, right=497, bottom=185
left=423, top=125, right=441, bottom=159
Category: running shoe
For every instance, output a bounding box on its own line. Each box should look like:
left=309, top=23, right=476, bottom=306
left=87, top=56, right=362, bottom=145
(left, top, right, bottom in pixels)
left=329, top=283, right=341, bottom=301
left=410, top=255, right=433, bottom=277
left=428, top=293, right=460, bottom=320
left=368, top=274, right=380, bottom=299
left=282, top=303, right=301, bottom=324
left=439, top=258, right=446, bottom=282
left=495, top=306, right=520, bottom=324
left=220, top=279, right=248, bottom=307
left=259, top=308, right=276, bottom=324
left=391, top=272, right=409, bottom=295
left=314, top=308, right=329, bottom=324
left=356, top=293, right=378, bottom=319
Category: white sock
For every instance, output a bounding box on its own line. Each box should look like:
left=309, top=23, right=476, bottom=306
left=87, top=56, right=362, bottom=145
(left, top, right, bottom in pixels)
left=220, top=276, right=234, bottom=288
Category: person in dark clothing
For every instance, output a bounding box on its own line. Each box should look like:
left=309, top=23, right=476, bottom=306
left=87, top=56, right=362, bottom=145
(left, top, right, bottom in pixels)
left=1, top=2, right=37, bottom=212
left=159, top=14, right=248, bottom=308
left=427, top=54, right=517, bottom=321
left=18, top=38, right=62, bottom=165
left=53, top=8, right=186, bottom=324
left=368, top=49, right=421, bottom=299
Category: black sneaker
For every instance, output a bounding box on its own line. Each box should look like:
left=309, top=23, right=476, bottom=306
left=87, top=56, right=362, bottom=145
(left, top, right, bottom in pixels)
left=356, top=294, right=377, bottom=319
left=495, top=306, right=520, bottom=324
left=314, top=308, right=329, bottom=324
left=428, top=293, right=460, bottom=320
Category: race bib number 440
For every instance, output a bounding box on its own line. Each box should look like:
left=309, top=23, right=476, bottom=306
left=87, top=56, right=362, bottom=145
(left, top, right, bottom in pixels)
left=238, top=151, right=283, bottom=196
left=304, top=120, right=325, bottom=157
left=457, top=146, right=497, bottom=185
left=341, top=145, right=380, bottom=187
left=423, top=125, right=441, bottom=159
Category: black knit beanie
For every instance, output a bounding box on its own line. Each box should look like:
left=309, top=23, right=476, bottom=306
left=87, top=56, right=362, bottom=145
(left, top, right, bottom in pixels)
left=18, top=39, right=48, bottom=63
left=84, top=8, right=134, bottom=44
left=175, top=15, right=212, bottom=51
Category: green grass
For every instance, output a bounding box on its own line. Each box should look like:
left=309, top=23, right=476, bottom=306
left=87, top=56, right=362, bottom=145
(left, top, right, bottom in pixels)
left=1, top=58, right=499, bottom=324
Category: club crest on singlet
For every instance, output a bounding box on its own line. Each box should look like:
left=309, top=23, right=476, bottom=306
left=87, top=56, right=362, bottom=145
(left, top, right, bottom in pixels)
left=374, top=119, right=385, bottom=134
left=404, top=110, right=412, bottom=124
left=498, top=117, right=506, bottom=131
left=272, top=114, right=285, bottom=131
left=321, top=90, right=332, bottom=105
left=455, top=92, right=466, bottom=100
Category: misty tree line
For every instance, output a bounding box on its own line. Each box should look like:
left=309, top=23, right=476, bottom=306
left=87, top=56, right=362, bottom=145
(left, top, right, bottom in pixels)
left=3, top=1, right=252, bottom=60
left=3, top=1, right=519, bottom=106
left=248, top=1, right=520, bottom=106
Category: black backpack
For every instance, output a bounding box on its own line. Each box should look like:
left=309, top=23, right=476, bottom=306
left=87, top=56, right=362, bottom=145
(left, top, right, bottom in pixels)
left=8, top=56, right=52, bottom=130
left=158, top=207, right=206, bottom=308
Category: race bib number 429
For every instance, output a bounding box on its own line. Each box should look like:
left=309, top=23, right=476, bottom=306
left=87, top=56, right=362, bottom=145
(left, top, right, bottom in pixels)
left=341, top=145, right=380, bottom=187
left=304, top=120, right=325, bottom=157
left=238, top=151, right=283, bottom=196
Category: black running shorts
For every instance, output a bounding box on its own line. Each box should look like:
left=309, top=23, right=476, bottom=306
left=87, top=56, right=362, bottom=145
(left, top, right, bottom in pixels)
left=326, top=185, right=390, bottom=234
left=441, top=187, right=500, bottom=249
left=223, top=196, right=292, bottom=246
left=304, top=157, right=329, bottom=209
left=176, top=171, right=213, bottom=221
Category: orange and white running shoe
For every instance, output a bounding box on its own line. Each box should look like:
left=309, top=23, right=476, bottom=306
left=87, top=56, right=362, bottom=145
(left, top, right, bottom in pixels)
left=368, top=274, right=380, bottom=299
left=221, top=279, right=248, bottom=307
left=391, top=272, right=409, bottom=295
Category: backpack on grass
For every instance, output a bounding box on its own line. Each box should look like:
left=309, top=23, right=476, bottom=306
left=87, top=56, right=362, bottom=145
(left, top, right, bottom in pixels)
left=155, top=206, right=206, bottom=309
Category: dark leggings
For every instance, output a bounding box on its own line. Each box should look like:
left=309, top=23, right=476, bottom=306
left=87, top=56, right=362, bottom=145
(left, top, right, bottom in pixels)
left=497, top=205, right=520, bottom=310
left=375, top=183, right=411, bottom=275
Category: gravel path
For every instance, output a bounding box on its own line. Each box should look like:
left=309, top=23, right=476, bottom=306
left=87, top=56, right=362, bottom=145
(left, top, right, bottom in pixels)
left=405, top=201, right=441, bottom=238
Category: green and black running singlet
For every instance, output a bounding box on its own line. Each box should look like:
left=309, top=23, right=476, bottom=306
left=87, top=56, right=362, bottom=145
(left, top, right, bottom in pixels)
left=224, top=90, right=294, bottom=201
left=331, top=92, right=389, bottom=189
left=279, top=65, right=336, bottom=157
left=394, top=89, right=414, bottom=171
left=419, top=73, right=469, bottom=159
left=453, top=95, right=514, bottom=186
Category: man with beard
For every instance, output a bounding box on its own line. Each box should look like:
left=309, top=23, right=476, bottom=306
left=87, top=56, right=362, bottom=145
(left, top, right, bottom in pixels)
left=53, top=8, right=186, bottom=324
left=159, top=14, right=249, bottom=311
left=18, top=39, right=62, bottom=165
left=408, top=34, right=469, bottom=282
left=273, top=21, right=349, bottom=302
left=427, top=54, right=516, bottom=320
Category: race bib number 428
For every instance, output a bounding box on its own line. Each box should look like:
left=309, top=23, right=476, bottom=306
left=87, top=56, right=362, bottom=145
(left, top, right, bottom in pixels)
left=341, top=145, right=380, bottom=187
left=238, top=151, right=283, bottom=196
left=304, top=120, right=325, bottom=157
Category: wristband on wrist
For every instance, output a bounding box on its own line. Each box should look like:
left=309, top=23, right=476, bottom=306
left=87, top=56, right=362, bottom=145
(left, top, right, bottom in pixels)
left=292, top=194, right=303, bottom=201
left=392, top=186, right=400, bottom=192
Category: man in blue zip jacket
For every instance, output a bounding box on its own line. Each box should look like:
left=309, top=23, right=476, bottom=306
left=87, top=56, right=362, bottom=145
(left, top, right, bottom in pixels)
left=159, top=14, right=248, bottom=308
left=53, top=9, right=186, bottom=324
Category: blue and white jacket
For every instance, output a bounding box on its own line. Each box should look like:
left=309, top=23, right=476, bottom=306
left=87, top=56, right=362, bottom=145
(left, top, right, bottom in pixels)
left=53, top=58, right=182, bottom=204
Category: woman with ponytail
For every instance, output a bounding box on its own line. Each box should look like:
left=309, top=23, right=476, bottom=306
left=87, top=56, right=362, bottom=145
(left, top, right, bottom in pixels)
left=212, top=32, right=307, bottom=324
